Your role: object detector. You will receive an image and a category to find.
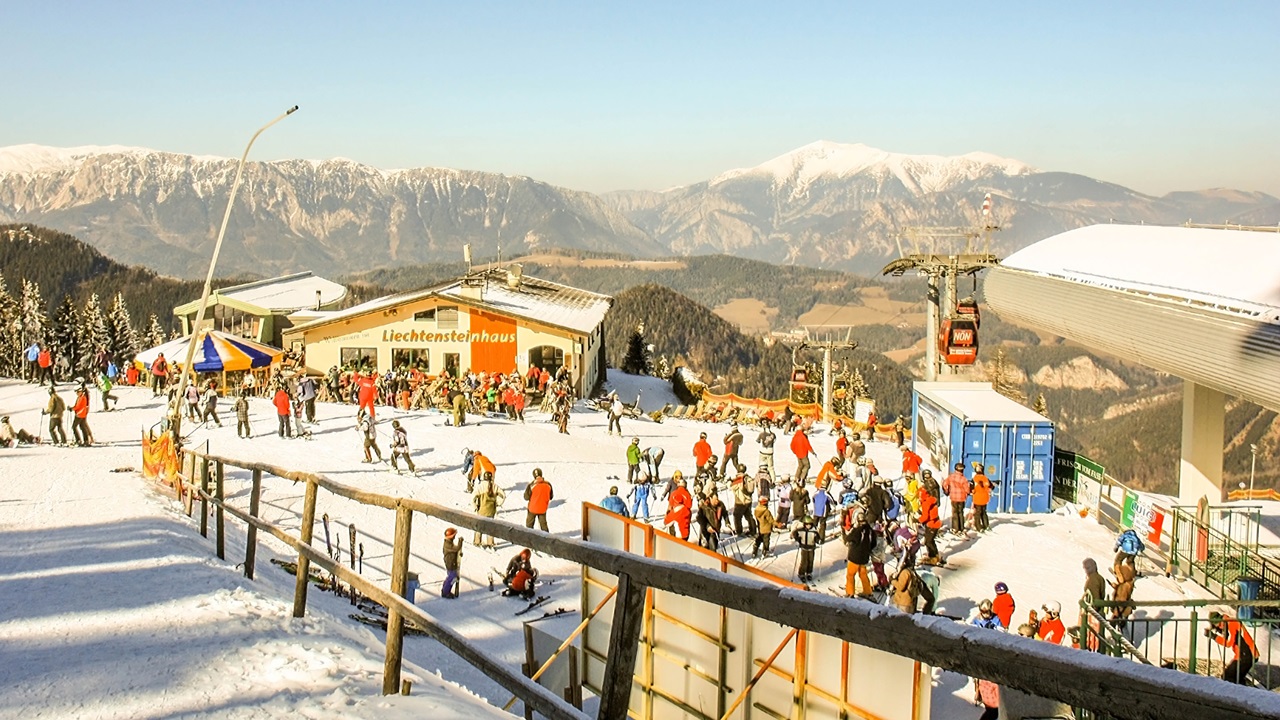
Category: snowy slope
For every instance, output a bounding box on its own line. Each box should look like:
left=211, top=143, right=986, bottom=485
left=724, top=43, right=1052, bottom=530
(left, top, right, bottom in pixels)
left=0, top=372, right=1220, bottom=718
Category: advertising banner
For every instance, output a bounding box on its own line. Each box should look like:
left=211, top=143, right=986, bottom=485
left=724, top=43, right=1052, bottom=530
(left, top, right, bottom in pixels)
left=1121, top=490, right=1167, bottom=545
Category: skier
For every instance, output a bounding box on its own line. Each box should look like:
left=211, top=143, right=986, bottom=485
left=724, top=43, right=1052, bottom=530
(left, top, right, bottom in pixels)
left=696, top=494, right=726, bottom=551
left=37, top=345, right=54, bottom=386
left=450, top=387, right=468, bottom=427
left=752, top=497, right=775, bottom=558
left=553, top=392, right=570, bottom=434
left=692, top=432, right=713, bottom=476
left=200, top=381, right=221, bottom=426
left=0, top=416, right=38, bottom=446
left=918, top=470, right=944, bottom=565
left=358, top=410, right=382, bottom=463
left=472, top=471, right=505, bottom=548
left=523, top=468, right=553, bottom=531
left=24, top=341, right=40, bottom=382
left=663, top=474, right=693, bottom=540
left=150, top=353, right=168, bottom=396
left=730, top=467, right=757, bottom=536
left=842, top=514, right=875, bottom=598
left=971, top=463, right=993, bottom=532
left=355, top=371, right=378, bottom=420
left=811, top=480, right=835, bottom=543
left=992, top=582, right=1016, bottom=629
left=628, top=470, right=652, bottom=520
left=756, top=420, right=776, bottom=481
left=775, top=475, right=794, bottom=527
left=891, top=549, right=934, bottom=613
left=71, top=386, right=92, bottom=446
left=502, top=549, right=538, bottom=600
left=298, top=374, right=318, bottom=424
left=626, top=437, right=642, bottom=484
left=184, top=382, right=201, bottom=421
left=1207, top=610, right=1258, bottom=685
left=607, top=393, right=624, bottom=436
left=1108, top=560, right=1136, bottom=629
left=442, top=528, right=462, bottom=599
left=641, top=446, right=664, bottom=482
left=1081, top=558, right=1107, bottom=604
left=600, top=486, right=630, bottom=517
left=390, top=419, right=415, bottom=472
left=972, top=599, right=1004, bottom=630
left=720, top=423, right=743, bottom=478
left=789, top=479, right=812, bottom=526
left=942, top=462, right=970, bottom=535
left=44, top=387, right=67, bottom=445
left=900, top=445, right=923, bottom=481
left=892, top=417, right=906, bottom=447
left=467, top=449, right=496, bottom=493
left=791, top=426, right=815, bottom=484
left=234, top=391, right=251, bottom=438
left=269, top=385, right=292, bottom=437
left=1038, top=601, right=1066, bottom=644
left=792, top=517, right=820, bottom=583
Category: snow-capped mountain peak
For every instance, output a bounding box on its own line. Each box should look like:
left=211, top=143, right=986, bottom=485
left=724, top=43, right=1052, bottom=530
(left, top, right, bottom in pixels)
left=0, top=144, right=163, bottom=175
left=710, top=140, right=1036, bottom=195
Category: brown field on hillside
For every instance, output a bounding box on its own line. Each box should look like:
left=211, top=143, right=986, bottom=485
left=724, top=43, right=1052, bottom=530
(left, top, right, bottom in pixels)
left=798, top=287, right=923, bottom=328
left=714, top=298, right=778, bottom=334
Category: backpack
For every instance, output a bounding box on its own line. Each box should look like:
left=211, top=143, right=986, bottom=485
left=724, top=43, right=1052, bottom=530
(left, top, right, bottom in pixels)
left=885, top=491, right=903, bottom=522
left=1116, top=529, right=1145, bottom=556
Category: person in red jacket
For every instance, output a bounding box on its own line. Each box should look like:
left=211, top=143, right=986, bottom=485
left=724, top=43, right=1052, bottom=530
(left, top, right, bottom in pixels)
left=900, top=445, right=923, bottom=479
left=692, top=433, right=713, bottom=474
left=37, top=346, right=54, bottom=386
left=150, top=353, right=169, bottom=396
left=355, top=372, right=378, bottom=419
left=273, top=386, right=293, bottom=438
left=971, top=464, right=994, bottom=532
left=663, top=472, right=694, bottom=540
left=992, top=582, right=1016, bottom=628
left=791, top=427, right=815, bottom=484
left=941, top=463, right=971, bottom=534
left=523, top=468, right=554, bottom=531
left=918, top=471, right=944, bottom=565
left=1208, top=611, right=1258, bottom=684
left=71, top=387, right=93, bottom=446
left=1038, top=601, right=1066, bottom=644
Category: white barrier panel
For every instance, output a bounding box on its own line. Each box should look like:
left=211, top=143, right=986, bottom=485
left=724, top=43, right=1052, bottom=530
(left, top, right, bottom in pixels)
left=582, top=504, right=930, bottom=720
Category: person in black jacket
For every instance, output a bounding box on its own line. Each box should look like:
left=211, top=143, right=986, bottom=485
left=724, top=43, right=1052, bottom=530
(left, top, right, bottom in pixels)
left=843, top=519, right=875, bottom=598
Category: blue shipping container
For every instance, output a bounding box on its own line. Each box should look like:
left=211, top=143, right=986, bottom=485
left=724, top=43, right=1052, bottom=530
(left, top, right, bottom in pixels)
left=911, top=382, right=1055, bottom=514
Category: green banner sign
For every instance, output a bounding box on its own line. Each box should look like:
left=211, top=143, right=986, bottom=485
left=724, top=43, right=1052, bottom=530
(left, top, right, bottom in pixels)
left=1053, top=450, right=1106, bottom=502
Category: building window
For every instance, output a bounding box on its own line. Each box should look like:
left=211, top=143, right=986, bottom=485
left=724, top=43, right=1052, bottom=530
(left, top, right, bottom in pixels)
left=340, top=347, right=378, bottom=371
left=413, top=309, right=436, bottom=322
left=391, top=348, right=429, bottom=371
left=529, top=345, right=565, bottom=373
left=437, top=305, right=459, bottom=329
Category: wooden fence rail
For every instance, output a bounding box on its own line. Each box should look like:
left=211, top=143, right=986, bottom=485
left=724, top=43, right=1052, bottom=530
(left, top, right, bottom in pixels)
left=179, top=448, right=1280, bottom=720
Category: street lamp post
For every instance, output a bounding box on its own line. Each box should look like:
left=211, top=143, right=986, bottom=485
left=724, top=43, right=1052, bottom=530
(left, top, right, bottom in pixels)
left=1250, top=443, right=1258, bottom=497
left=168, top=106, right=299, bottom=440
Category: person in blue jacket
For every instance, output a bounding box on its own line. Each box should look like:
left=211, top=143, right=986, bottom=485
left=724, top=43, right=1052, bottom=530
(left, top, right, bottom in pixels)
left=972, top=598, right=1005, bottom=630
left=600, top=486, right=630, bottom=518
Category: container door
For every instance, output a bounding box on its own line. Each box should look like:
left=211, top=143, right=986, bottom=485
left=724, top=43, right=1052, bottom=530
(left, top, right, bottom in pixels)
left=1027, top=422, right=1054, bottom=513
left=962, top=423, right=1008, bottom=512
left=1008, top=424, right=1034, bottom=513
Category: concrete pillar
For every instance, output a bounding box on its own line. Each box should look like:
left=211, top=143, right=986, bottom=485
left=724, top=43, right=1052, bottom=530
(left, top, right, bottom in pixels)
left=925, top=274, right=939, bottom=381
left=1179, top=380, right=1225, bottom=505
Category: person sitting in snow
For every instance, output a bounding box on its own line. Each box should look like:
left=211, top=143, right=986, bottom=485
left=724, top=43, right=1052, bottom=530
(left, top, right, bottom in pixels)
left=502, top=548, right=538, bottom=600
left=0, top=416, right=39, bottom=447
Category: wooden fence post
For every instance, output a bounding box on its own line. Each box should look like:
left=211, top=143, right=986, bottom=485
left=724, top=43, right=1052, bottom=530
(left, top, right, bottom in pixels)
left=383, top=505, right=413, bottom=695
left=292, top=479, right=318, bottom=618
left=244, top=469, right=262, bottom=579
left=199, top=457, right=210, bottom=538
left=597, top=572, right=647, bottom=720
left=215, top=460, right=225, bottom=560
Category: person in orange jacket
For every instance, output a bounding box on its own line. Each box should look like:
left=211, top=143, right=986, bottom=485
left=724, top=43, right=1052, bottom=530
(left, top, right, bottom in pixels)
left=71, top=387, right=93, bottom=446
left=273, top=386, right=293, bottom=438
left=791, top=427, right=815, bottom=484
left=918, top=470, right=944, bottom=565
left=355, top=372, right=378, bottom=420
left=468, top=450, right=496, bottom=493
left=900, top=445, right=923, bottom=479
left=1208, top=611, right=1258, bottom=685
left=663, top=472, right=694, bottom=540
left=523, top=468, right=554, bottom=531
left=971, top=464, right=994, bottom=532
left=816, top=456, right=844, bottom=489
left=692, top=432, right=713, bottom=474
left=992, top=582, right=1016, bottom=628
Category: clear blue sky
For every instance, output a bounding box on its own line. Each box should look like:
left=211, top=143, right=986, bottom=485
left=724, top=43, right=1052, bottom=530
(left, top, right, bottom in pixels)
left=6, top=1, right=1278, bottom=195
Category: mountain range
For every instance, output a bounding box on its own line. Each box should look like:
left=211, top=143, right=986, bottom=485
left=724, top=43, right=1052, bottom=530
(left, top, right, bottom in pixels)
left=1, top=141, right=1276, bottom=278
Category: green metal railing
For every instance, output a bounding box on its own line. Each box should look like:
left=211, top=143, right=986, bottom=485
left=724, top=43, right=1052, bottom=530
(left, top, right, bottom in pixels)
left=1168, top=507, right=1280, bottom=607
left=1079, top=597, right=1280, bottom=690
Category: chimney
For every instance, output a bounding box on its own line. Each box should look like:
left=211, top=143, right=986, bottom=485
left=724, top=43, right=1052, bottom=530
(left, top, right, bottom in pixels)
left=315, top=290, right=322, bottom=311
left=459, top=278, right=484, bottom=301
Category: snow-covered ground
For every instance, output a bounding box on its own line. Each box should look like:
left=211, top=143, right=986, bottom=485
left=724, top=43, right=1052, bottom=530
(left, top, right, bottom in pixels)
left=0, top=370, right=1219, bottom=718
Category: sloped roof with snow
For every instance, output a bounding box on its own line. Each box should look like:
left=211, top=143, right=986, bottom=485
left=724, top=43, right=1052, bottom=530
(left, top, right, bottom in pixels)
left=1000, top=224, right=1280, bottom=318
left=288, top=270, right=612, bottom=336
left=914, top=382, right=1050, bottom=423
left=177, top=272, right=347, bottom=314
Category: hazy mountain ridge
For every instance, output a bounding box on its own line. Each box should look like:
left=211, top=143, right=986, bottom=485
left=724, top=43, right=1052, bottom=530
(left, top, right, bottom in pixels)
left=1, top=141, right=1275, bottom=279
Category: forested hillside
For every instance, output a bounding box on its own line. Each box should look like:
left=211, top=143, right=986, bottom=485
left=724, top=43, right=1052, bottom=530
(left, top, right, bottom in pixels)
left=604, top=284, right=917, bottom=419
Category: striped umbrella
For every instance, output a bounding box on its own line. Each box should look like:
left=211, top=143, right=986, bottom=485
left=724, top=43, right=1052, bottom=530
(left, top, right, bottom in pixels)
left=136, top=329, right=283, bottom=372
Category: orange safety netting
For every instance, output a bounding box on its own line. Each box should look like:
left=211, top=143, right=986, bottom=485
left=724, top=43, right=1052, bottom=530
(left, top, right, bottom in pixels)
left=1228, top=488, right=1280, bottom=502
left=695, top=392, right=911, bottom=439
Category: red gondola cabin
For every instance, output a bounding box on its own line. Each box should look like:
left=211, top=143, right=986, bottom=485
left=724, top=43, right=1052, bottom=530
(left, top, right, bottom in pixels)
left=939, top=317, right=979, bottom=365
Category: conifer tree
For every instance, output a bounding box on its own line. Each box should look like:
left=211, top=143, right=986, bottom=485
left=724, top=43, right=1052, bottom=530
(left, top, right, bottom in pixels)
left=144, top=314, right=167, bottom=350
left=109, top=293, right=140, bottom=361
left=622, top=325, right=651, bottom=375
left=0, top=274, right=18, bottom=376
left=1032, top=392, right=1048, bottom=416
left=19, top=279, right=48, bottom=347
left=985, top=349, right=1026, bottom=403
left=50, top=295, right=80, bottom=380
left=78, top=293, right=111, bottom=374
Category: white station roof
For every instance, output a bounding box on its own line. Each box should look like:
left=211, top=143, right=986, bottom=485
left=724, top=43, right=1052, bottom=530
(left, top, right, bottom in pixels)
left=914, top=382, right=1050, bottom=423
left=211, top=272, right=347, bottom=313
left=1000, top=224, right=1280, bottom=319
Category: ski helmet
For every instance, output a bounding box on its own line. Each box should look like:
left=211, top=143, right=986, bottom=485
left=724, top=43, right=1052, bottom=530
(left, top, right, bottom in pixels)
left=994, top=582, right=1008, bottom=594
left=1043, top=601, right=1061, bottom=615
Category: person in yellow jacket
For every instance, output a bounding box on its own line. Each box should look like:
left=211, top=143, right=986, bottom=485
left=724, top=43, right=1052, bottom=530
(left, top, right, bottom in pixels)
left=904, top=475, right=922, bottom=517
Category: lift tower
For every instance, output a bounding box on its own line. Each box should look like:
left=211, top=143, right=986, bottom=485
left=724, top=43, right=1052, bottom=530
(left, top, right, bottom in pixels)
left=881, top=195, right=1002, bottom=381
